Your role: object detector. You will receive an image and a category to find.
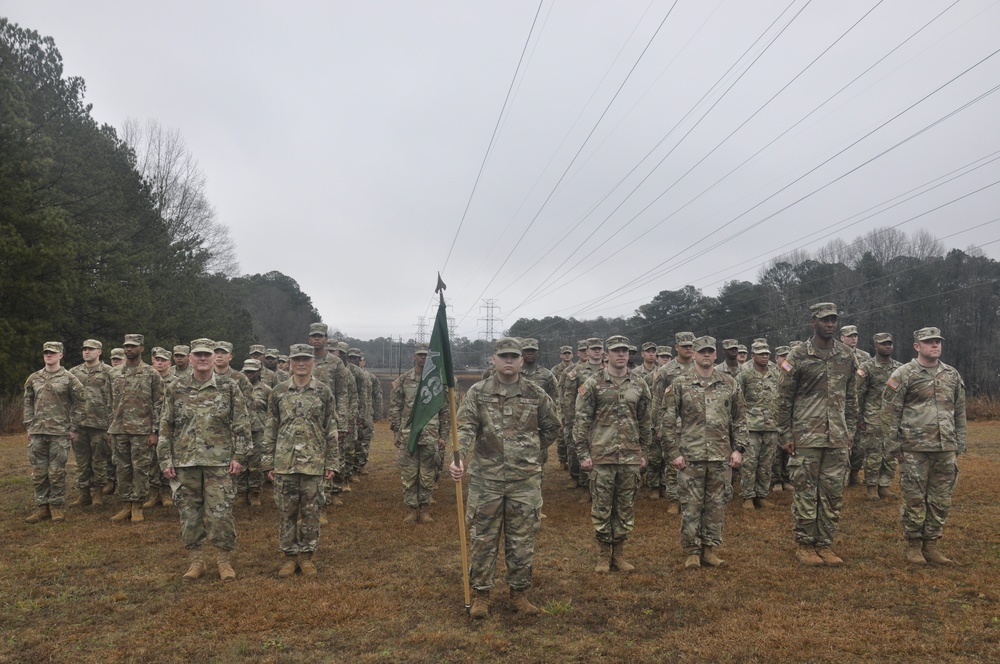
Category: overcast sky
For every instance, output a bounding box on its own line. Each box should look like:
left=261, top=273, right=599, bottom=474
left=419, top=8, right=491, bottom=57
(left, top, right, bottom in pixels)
left=6, top=1, right=1000, bottom=340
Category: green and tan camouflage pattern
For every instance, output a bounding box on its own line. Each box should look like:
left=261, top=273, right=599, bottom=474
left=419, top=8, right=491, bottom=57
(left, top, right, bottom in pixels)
left=735, top=361, right=780, bottom=432
left=881, top=360, right=966, bottom=456
left=23, top=367, right=85, bottom=435
left=311, top=352, right=349, bottom=433
left=173, top=466, right=237, bottom=551
left=262, top=377, right=340, bottom=476
left=69, top=362, right=113, bottom=429
left=662, top=368, right=747, bottom=462
left=573, top=369, right=652, bottom=465
left=108, top=362, right=164, bottom=435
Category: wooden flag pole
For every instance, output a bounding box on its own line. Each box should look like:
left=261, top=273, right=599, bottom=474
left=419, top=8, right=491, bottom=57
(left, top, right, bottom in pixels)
left=449, top=385, right=472, bottom=611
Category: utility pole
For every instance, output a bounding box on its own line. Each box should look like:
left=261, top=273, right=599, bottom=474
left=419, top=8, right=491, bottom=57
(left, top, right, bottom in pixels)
left=478, top=299, right=502, bottom=343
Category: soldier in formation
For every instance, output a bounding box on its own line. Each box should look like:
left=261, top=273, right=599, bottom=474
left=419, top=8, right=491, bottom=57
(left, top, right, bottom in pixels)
left=169, top=345, right=191, bottom=380
left=736, top=340, right=779, bottom=510
left=840, top=324, right=871, bottom=485
left=67, top=339, right=113, bottom=508
left=238, top=358, right=272, bottom=506
left=307, top=323, right=349, bottom=513
left=560, top=338, right=605, bottom=500
left=716, top=339, right=741, bottom=378
left=145, top=346, right=177, bottom=509
left=857, top=333, right=902, bottom=501
left=646, top=331, right=696, bottom=513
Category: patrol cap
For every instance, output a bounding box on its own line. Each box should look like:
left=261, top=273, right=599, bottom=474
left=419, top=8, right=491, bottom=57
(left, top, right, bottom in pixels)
left=737, top=345, right=748, bottom=353
left=873, top=332, right=893, bottom=344
left=789, top=340, right=804, bottom=348
left=521, top=338, right=539, bottom=351
left=587, top=337, right=604, bottom=349
left=214, top=341, right=233, bottom=354
left=675, top=332, right=695, bottom=346
left=655, top=345, right=673, bottom=357
left=190, top=338, right=215, bottom=354
left=335, top=341, right=348, bottom=353
left=414, top=342, right=429, bottom=355
left=249, top=344, right=266, bottom=355
left=173, top=345, right=190, bottom=356
left=348, top=347, right=362, bottom=357
left=810, top=302, right=838, bottom=318
left=840, top=325, right=859, bottom=337
left=82, top=339, right=103, bottom=350
left=265, top=348, right=279, bottom=358
left=641, top=342, right=657, bottom=352
left=751, top=342, right=770, bottom=355
left=308, top=323, right=328, bottom=337
left=913, top=327, right=944, bottom=342
left=774, top=345, right=790, bottom=356
left=752, top=337, right=767, bottom=345
left=123, top=333, right=144, bottom=346
left=43, top=341, right=64, bottom=353
left=494, top=337, right=522, bottom=356
left=278, top=355, right=288, bottom=362
left=110, top=347, right=126, bottom=359
left=151, top=347, right=171, bottom=360
left=326, top=339, right=338, bottom=350
left=722, top=339, right=739, bottom=350
left=692, top=336, right=716, bottom=352
left=628, top=345, right=637, bottom=352
left=289, top=344, right=315, bottom=359
left=242, top=359, right=261, bottom=372
left=560, top=345, right=573, bottom=354
left=577, top=340, right=588, bottom=351
left=606, top=335, right=630, bottom=351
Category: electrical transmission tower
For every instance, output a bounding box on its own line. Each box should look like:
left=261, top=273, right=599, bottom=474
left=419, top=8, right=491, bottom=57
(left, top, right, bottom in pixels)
left=478, top=299, right=502, bottom=342
left=415, top=316, right=427, bottom=343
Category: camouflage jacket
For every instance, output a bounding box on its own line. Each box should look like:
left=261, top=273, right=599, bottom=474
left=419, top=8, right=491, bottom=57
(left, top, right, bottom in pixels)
left=521, top=364, right=559, bottom=410
left=262, top=377, right=340, bottom=476
left=560, top=362, right=603, bottom=425
left=108, top=362, right=164, bottom=435
left=776, top=339, right=859, bottom=449
left=312, top=352, right=351, bottom=433
left=157, top=373, right=251, bottom=470
left=248, top=380, right=273, bottom=433
left=715, top=361, right=741, bottom=379
left=881, top=360, right=966, bottom=455
left=389, top=367, right=449, bottom=447
left=69, top=362, right=113, bottom=429
left=457, top=375, right=560, bottom=481
left=857, top=357, right=902, bottom=427
left=647, top=358, right=695, bottom=437
left=630, top=363, right=657, bottom=381
left=169, top=365, right=193, bottom=380
left=348, top=362, right=370, bottom=425
left=662, top=368, right=748, bottom=462
left=23, top=367, right=85, bottom=435
left=215, top=367, right=252, bottom=403
left=735, top=362, right=780, bottom=432
left=260, top=366, right=278, bottom=389
left=368, top=371, right=384, bottom=421
left=550, top=361, right=572, bottom=389
left=573, top=369, right=652, bottom=465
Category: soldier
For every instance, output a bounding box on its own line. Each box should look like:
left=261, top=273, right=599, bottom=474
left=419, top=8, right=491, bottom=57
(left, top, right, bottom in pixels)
left=277, top=355, right=289, bottom=373
left=655, top=345, right=672, bottom=366
left=158, top=339, right=250, bottom=581
left=627, top=345, right=638, bottom=369
left=857, top=333, right=902, bottom=501
left=110, top=347, right=125, bottom=368
left=450, top=337, right=560, bottom=618
left=882, top=327, right=965, bottom=565
left=777, top=303, right=859, bottom=566
left=736, top=341, right=779, bottom=510
left=737, top=345, right=748, bottom=365
left=306, top=324, right=348, bottom=514
left=646, top=332, right=696, bottom=512
left=520, top=339, right=559, bottom=404
left=68, top=339, right=114, bottom=507
left=249, top=344, right=277, bottom=388
left=170, top=345, right=192, bottom=380
left=664, top=336, right=746, bottom=569
left=23, top=342, right=85, bottom=523
left=357, top=353, right=383, bottom=474
left=263, top=348, right=289, bottom=386
left=262, top=344, right=340, bottom=577
left=560, top=338, right=605, bottom=498
left=347, top=348, right=375, bottom=477
left=551, top=344, right=575, bottom=470
left=574, top=335, right=651, bottom=573
left=550, top=345, right=574, bottom=385
left=389, top=343, right=449, bottom=523
left=238, top=358, right=272, bottom=506
left=771, top=344, right=792, bottom=493
left=632, top=342, right=658, bottom=379
left=840, top=325, right=872, bottom=485
left=108, top=334, right=164, bottom=524
left=716, top=339, right=741, bottom=378
left=212, top=341, right=253, bottom=402
left=151, top=347, right=175, bottom=383
left=145, top=346, right=177, bottom=509
left=336, top=340, right=367, bottom=482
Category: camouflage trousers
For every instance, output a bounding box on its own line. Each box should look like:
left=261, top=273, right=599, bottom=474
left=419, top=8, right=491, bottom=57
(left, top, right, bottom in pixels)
left=677, top=461, right=729, bottom=554
left=112, top=434, right=154, bottom=502
left=173, top=466, right=236, bottom=551
left=645, top=436, right=665, bottom=490
left=147, top=442, right=164, bottom=491
left=788, top=447, right=848, bottom=547
left=28, top=435, right=70, bottom=506
left=900, top=451, right=958, bottom=541
left=466, top=474, right=542, bottom=592
left=398, top=443, right=438, bottom=507
left=356, top=421, right=374, bottom=470
left=741, top=431, right=778, bottom=499
left=569, top=435, right=590, bottom=487
left=72, top=426, right=110, bottom=490
left=772, top=447, right=790, bottom=486
left=236, top=430, right=264, bottom=494
left=590, top=464, right=641, bottom=543
left=274, top=473, right=324, bottom=554
left=341, top=429, right=357, bottom=479
left=861, top=429, right=897, bottom=488
left=556, top=425, right=569, bottom=466
left=849, top=427, right=865, bottom=472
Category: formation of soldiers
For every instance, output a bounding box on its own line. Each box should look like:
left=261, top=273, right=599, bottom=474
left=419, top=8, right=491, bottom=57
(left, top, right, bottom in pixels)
left=21, top=301, right=965, bottom=611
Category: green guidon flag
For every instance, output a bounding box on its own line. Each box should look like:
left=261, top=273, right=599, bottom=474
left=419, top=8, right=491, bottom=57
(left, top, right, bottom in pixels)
left=406, top=277, right=455, bottom=455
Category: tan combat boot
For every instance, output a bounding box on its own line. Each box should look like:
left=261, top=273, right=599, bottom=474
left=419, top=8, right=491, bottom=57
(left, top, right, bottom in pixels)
left=160, top=491, right=174, bottom=507
left=756, top=498, right=774, bottom=509
left=130, top=501, right=144, bottom=523
left=102, top=481, right=116, bottom=495
left=878, top=486, right=898, bottom=500
left=49, top=505, right=65, bottom=523
left=701, top=546, right=727, bottom=567
left=742, top=499, right=755, bottom=510
left=330, top=496, right=344, bottom=507
left=648, top=489, right=660, bottom=500
left=509, top=588, right=540, bottom=615
left=183, top=549, right=205, bottom=581
left=110, top=503, right=132, bottom=522
left=403, top=507, right=419, bottom=524
left=814, top=546, right=844, bottom=566
left=848, top=470, right=860, bottom=486
left=611, top=542, right=635, bottom=572
left=906, top=539, right=927, bottom=564
left=319, top=511, right=330, bottom=526
left=142, top=488, right=160, bottom=509
left=867, top=486, right=881, bottom=501
left=217, top=551, right=236, bottom=582
left=667, top=502, right=680, bottom=515
left=796, top=543, right=825, bottom=566
left=278, top=554, right=298, bottom=578
left=470, top=589, right=490, bottom=619
left=68, top=489, right=92, bottom=507
left=299, top=552, right=318, bottom=576
left=91, top=490, right=103, bottom=507
left=248, top=491, right=261, bottom=507
left=24, top=505, right=50, bottom=524
left=771, top=483, right=783, bottom=493
left=922, top=540, right=955, bottom=565
left=684, top=552, right=702, bottom=569
left=594, top=542, right=612, bottom=574
left=417, top=507, right=434, bottom=524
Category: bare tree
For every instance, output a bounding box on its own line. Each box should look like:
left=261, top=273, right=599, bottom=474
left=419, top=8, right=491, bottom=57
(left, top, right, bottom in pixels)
left=121, top=117, right=239, bottom=276
left=907, top=229, right=944, bottom=260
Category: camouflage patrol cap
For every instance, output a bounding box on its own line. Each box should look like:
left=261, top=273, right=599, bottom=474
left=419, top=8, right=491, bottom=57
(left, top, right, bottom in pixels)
left=151, top=347, right=171, bottom=360
left=722, top=339, right=739, bottom=350
left=335, top=341, right=348, bottom=353
left=560, top=345, right=573, bottom=354
left=82, top=339, right=103, bottom=350
left=173, top=345, right=190, bottom=356
left=348, top=347, right=362, bottom=357
left=414, top=342, right=430, bottom=355
left=110, top=347, right=126, bottom=359
left=326, top=339, right=337, bottom=350
left=43, top=341, right=64, bottom=353
left=242, top=359, right=261, bottom=373
left=265, top=348, right=279, bottom=358
left=655, top=345, right=672, bottom=356
left=641, top=342, right=657, bottom=351
left=606, top=335, right=630, bottom=351
left=521, top=338, right=539, bottom=351
left=587, top=337, right=604, bottom=349
left=873, top=332, right=893, bottom=344
left=308, top=323, right=328, bottom=337
left=774, top=345, right=790, bottom=356
left=753, top=337, right=767, bottom=345
left=289, top=343, right=315, bottom=359
left=810, top=302, right=838, bottom=318
left=788, top=340, right=804, bottom=348
left=278, top=355, right=288, bottom=362
left=190, top=338, right=215, bottom=354
left=840, top=325, right=859, bottom=337
left=494, top=337, right=522, bottom=355
left=737, top=345, right=748, bottom=353
left=675, top=332, right=695, bottom=346
left=214, top=341, right=233, bottom=354
left=692, top=336, right=716, bottom=352
left=249, top=344, right=266, bottom=355
left=751, top=342, right=770, bottom=355
left=123, top=333, right=144, bottom=346
left=628, top=345, right=637, bottom=352
left=577, top=340, right=588, bottom=351
left=913, top=327, right=944, bottom=342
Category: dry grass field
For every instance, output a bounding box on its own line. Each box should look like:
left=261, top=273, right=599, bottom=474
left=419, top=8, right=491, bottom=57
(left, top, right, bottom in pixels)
left=1, top=422, right=999, bottom=663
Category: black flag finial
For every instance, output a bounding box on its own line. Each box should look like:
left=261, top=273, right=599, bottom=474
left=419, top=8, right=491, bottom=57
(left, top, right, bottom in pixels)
left=436, top=273, right=447, bottom=294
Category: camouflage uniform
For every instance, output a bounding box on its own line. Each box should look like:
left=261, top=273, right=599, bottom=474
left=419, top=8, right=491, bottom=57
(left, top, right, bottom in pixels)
left=521, top=360, right=559, bottom=467
left=776, top=337, right=858, bottom=548
left=647, top=355, right=695, bottom=499
left=735, top=359, right=780, bottom=499
left=311, top=351, right=350, bottom=436
left=390, top=366, right=449, bottom=508
left=262, top=375, right=340, bottom=555
left=343, top=351, right=369, bottom=478
left=108, top=356, right=165, bottom=503
left=457, top=372, right=560, bottom=591
left=550, top=344, right=579, bottom=467
left=561, top=357, right=604, bottom=488
left=158, top=371, right=251, bottom=552
left=23, top=361, right=85, bottom=507
left=857, top=354, right=902, bottom=488
left=359, top=368, right=383, bottom=470
left=848, top=346, right=873, bottom=475
left=69, top=358, right=114, bottom=492
left=882, top=353, right=965, bottom=543
left=237, top=370, right=272, bottom=495
left=663, top=365, right=747, bottom=555
left=574, top=367, right=652, bottom=543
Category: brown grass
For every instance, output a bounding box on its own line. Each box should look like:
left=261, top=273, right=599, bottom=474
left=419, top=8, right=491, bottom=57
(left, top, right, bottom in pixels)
left=2, top=422, right=999, bottom=662
left=967, top=395, right=1000, bottom=421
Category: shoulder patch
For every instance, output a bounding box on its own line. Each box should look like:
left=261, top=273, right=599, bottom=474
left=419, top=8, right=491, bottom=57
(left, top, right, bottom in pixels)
left=578, top=385, right=587, bottom=396
left=886, top=377, right=900, bottom=391
left=780, top=360, right=793, bottom=373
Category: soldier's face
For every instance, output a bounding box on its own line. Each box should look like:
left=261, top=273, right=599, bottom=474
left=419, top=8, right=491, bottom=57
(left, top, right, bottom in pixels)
left=42, top=350, right=62, bottom=368
left=776, top=354, right=788, bottom=364
left=290, top=356, right=314, bottom=376
left=724, top=347, right=739, bottom=362
left=152, top=356, right=171, bottom=373
left=191, top=352, right=213, bottom=374
left=737, top=352, right=747, bottom=363
left=753, top=352, right=770, bottom=369
left=213, top=350, right=231, bottom=368
left=82, top=348, right=101, bottom=364
left=578, top=350, right=587, bottom=361
left=245, top=370, right=260, bottom=384
left=522, top=349, right=537, bottom=365
left=308, top=334, right=326, bottom=351
left=656, top=354, right=670, bottom=366
left=914, top=339, right=942, bottom=362
left=174, top=353, right=189, bottom=369
left=607, top=348, right=629, bottom=369
left=813, top=315, right=838, bottom=340
left=415, top=353, right=427, bottom=370
left=876, top=341, right=893, bottom=358
left=641, top=349, right=656, bottom=364
left=124, top=345, right=142, bottom=360
left=676, top=344, right=694, bottom=361
left=695, top=348, right=716, bottom=369
left=278, top=360, right=289, bottom=371
left=111, top=357, right=125, bottom=367
left=264, top=357, right=278, bottom=369
left=841, top=334, right=858, bottom=348
left=587, top=347, right=603, bottom=362
left=493, top=352, right=522, bottom=378
left=560, top=352, right=572, bottom=362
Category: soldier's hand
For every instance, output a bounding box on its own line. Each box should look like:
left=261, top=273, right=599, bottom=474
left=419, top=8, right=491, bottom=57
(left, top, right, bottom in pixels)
left=147, top=433, right=158, bottom=447
left=69, top=431, right=78, bottom=443
left=671, top=455, right=686, bottom=470
left=580, top=458, right=593, bottom=471
left=268, top=470, right=276, bottom=482
left=163, top=466, right=177, bottom=479
left=729, top=451, right=742, bottom=469
left=229, top=460, right=243, bottom=475
left=324, top=469, right=335, bottom=480
left=782, top=441, right=796, bottom=455
left=438, top=438, right=446, bottom=451
left=640, top=455, right=647, bottom=470
left=449, top=460, right=464, bottom=482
